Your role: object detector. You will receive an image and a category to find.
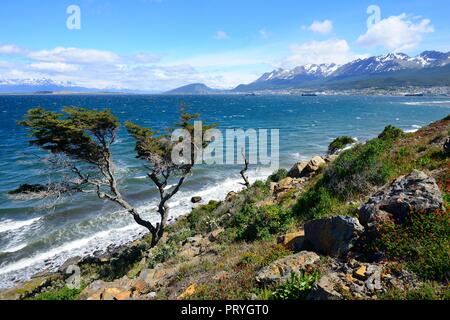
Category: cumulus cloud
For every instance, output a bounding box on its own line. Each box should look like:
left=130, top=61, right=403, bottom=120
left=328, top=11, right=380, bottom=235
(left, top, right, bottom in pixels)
left=0, top=44, right=25, bottom=55
left=214, top=31, right=229, bottom=40
left=356, top=13, right=434, bottom=52
left=306, top=20, right=333, bottom=35
left=28, top=47, right=120, bottom=64
left=29, top=62, right=79, bottom=73
left=285, top=39, right=367, bottom=66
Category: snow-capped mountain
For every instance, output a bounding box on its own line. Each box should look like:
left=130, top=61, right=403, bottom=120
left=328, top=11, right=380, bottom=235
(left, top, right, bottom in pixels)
left=234, top=50, right=450, bottom=91
left=0, top=78, right=98, bottom=93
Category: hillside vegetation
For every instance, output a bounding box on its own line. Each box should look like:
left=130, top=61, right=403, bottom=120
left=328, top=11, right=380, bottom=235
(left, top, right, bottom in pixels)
left=1, top=116, right=449, bottom=301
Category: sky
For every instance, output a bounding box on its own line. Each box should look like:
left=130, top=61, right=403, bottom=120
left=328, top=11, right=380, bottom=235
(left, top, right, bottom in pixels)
left=0, top=0, right=449, bottom=92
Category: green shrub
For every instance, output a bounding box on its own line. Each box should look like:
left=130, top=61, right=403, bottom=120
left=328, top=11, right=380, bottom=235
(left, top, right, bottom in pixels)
left=370, top=211, right=450, bottom=282
left=328, top=136, right=356, bottom=154
left=187, top=200, right=220, bottom=234
left=232, top=204, right=293, bottom=242
left=269, top=169, right=288, bottom=183
left=292, top=183, right=336, bottom=220
left=148, top=244, right=177, bottom=268
left=269, top=272, right=319, bottom=300
left=28, top=286, right=84, bottom=300
left=378, top=125, right=404, bottom=141
left=324, top=137, right=394, bottom=199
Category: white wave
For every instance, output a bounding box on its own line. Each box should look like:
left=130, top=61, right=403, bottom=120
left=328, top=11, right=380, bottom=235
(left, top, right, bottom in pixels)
left=1, top=243, right=27, bottom=254
left=0, top=166, right=275, bottom=289
left=0, top=217, right=41, bottom=234
left=403, top=100, right=450, bottom=107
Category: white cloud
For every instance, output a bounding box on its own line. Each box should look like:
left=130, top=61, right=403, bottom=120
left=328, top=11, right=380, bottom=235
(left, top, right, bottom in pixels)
left=29, top=62, right=79, bottom=73
left=214, top=31, right=229, bottom=40
left=307, top=20, right=333, bottom=35
left=0, top=44, right=25, bottom=55
left=28, top=47, right=120, bottom=64
left=356, top=13, right=434, bottom=52
left=133, top=52, right=162, bottom=63
left=285, top=39, right=367, bottom=66
left=259, top=28, right=270, bottom=39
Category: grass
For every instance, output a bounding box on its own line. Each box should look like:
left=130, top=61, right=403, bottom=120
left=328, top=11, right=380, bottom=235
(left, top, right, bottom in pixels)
left=381, top=282, right=450, bottom=300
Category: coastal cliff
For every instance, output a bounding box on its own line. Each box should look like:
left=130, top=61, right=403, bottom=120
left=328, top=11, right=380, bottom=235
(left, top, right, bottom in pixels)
left=1, top=115, right=449, bottom=301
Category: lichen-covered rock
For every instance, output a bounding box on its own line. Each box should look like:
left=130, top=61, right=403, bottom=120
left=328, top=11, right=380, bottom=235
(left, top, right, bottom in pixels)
left=304, top=216, right=364, bottom=257
left=307, top=273, right=343, bottom=300
left=255, top=251, right=320, bottom=286
left=359, top=170, right=444, bottom=228
left=287, top=156, right=326, bottom=178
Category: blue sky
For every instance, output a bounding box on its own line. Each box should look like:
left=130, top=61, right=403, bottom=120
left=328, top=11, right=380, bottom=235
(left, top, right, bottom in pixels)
left=0, top=0, right=449, bottom=91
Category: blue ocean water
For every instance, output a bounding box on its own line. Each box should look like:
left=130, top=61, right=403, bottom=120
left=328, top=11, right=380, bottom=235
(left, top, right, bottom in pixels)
left=0, top=94, right=449, bottom=289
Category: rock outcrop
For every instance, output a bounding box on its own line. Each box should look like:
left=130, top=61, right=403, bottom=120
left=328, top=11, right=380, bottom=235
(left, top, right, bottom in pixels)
left=359, top=170, right=444, bottom=229
left=287, top=156, right=326, bottom=178
left=304, top=216, right=364, bottom=258
left=255, top=251, right=320, bottom=286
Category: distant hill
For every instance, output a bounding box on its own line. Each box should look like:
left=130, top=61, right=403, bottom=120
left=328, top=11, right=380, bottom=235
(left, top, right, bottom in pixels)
left=233, top=50, right=450, bottom=92
left=0, top=79, right=100, bottom=94
left=164, top=83, right=222, bottom=95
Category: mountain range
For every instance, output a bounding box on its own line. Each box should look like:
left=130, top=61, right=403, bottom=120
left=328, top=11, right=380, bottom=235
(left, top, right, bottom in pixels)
left=1, top=51, right=449, bottom=94
left=233, top=50, right=450, bottom=92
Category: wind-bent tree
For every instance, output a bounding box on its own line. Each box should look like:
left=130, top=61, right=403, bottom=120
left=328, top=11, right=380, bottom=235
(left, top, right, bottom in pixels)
left=19, top=106, right=212, bottom=247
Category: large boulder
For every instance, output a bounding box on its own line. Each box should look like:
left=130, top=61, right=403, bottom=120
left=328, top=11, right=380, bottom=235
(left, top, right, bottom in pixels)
left=287, top=156, right=326, bottom=178
left=255, top=251, right=320, bottom=286
left=288, top=161, right=308, bottom=178
left=444, top=137, right=450, bottom=155
left=359, top=170, right=444, bottom=228
left=304, top=216, right=364, bottom=257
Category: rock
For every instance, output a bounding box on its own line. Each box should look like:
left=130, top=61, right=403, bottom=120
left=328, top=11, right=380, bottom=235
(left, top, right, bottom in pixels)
left=287, top=156, right=326, bottom=179
left=277, top=230, right=305, bottom=252
left=359, top=170, right=444, bottom=229
left=269, top=182, right=277, bottom=193
left=179, top=246, right=200, bottom=259
left=58, top=256, right=82, bottom=273
left=276, top=177, right=294, bottom=191
left=132, top=279, right=150, bottom=295
left=102, top=287, right=131, bottom=300
left=255, top=251, right=320, bottom=286
left=354, top=265, right=367, bottom=280
left=184, top=235, right=203, bottom=246
left=307, top=273, right=343, bottom=300
left=177, top=284, right=197, bottom=300
left=225, top=191, right=238, bottom=201
left=303, top=156, right=326, bottom=176
left=304, top=216, right=364, bottom=257
left=288, top=161, right=308, bottom=178
left=191, top=196, right=202, bottom=204
left=208, top=228, right=224, bottom=242
left=444, top=137, right=450, bottom=155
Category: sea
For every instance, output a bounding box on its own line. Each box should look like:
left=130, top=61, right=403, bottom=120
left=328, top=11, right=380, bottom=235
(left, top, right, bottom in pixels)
left=0, top=94, right=449, bottom=289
